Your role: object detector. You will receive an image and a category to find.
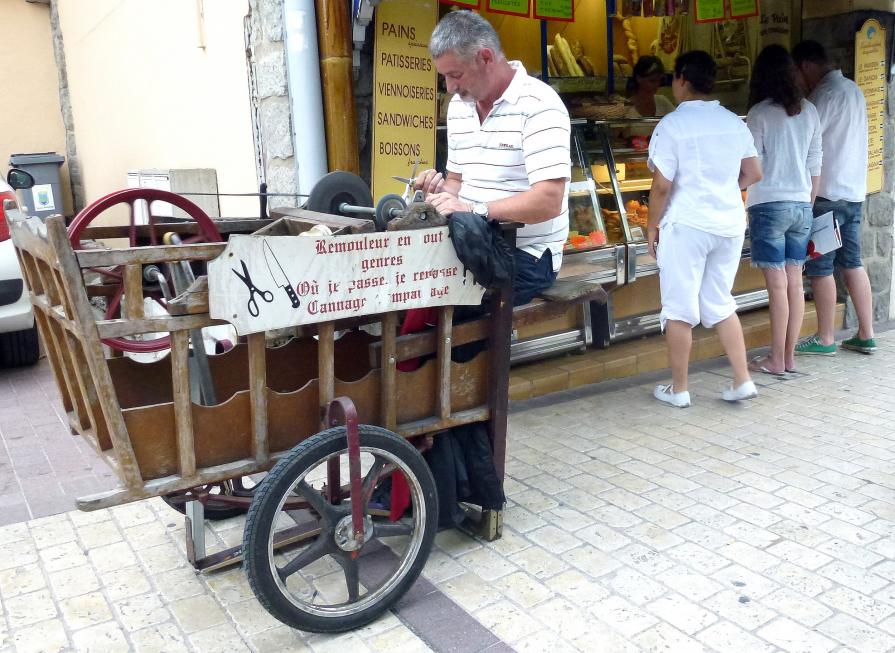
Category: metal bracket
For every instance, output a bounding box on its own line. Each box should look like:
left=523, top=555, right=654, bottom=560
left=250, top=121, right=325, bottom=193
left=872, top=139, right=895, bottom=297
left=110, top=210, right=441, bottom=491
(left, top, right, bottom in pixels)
left=352, top=0, right=380, bottom=70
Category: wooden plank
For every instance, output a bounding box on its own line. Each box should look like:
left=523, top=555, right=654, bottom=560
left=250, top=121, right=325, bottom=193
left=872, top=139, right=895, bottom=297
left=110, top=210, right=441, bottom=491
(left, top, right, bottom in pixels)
left=247, top=332, right=269, bottom=463
left=78, top=218, right=272, bottom=241
left=123, top=264, right=144, bottom=319
left=171, top=330, right=197, bottom=477
left=369, top=316, right=489, bottom=366
left=317, top=322, right=335, bottom=425
left=76, top=242, right=226, bottom=267
left=66, top=330, right=114, bottom=451
left=486, top=236, right=515, bottom=483
left=268, top=207, right=370, bottom=229
left=39, top=312, right=83, bottom=426
left=42, top=216, right=146, bottom=492
left=396, top=407, right=490, bottom=438
left=75, top=456, right=268, bottom=511
left=436, top=306, right=453, bottom=420
left=97, top=314, right=226, bottom=338
left=380, top=312, right=398, bottom=431
left=166, top=276, right=209, bottom=315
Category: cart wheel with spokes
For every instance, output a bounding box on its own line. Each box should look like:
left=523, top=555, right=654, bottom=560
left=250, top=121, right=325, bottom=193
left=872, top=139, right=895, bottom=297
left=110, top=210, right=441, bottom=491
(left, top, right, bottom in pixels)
left=243, top=425, right=437, bottom=633
left=162, top=478, right=257, bottom=521
left=67, top=188, right=223, bottom=353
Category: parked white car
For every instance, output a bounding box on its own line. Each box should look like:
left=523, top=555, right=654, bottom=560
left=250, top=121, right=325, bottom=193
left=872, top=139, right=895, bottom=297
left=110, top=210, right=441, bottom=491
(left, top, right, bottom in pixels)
left=0, top=169, right=38, bottom=366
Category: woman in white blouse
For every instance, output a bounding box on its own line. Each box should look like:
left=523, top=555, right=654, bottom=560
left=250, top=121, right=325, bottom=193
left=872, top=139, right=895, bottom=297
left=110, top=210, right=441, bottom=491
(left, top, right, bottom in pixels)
left=745, top=45, right=822, bottom=376
left=646, top=51, right=763, bottom=408
left=626, top=56, right=676, bottom=120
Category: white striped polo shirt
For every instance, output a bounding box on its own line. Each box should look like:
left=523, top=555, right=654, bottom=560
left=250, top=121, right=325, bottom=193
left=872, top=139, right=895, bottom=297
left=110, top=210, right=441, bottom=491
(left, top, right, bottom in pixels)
left=446, top=61, right=571, bottom=271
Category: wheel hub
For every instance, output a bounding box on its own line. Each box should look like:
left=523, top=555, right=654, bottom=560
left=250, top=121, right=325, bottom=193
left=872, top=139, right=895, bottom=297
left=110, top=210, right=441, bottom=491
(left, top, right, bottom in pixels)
left=333, top=514, right=374, bottom=551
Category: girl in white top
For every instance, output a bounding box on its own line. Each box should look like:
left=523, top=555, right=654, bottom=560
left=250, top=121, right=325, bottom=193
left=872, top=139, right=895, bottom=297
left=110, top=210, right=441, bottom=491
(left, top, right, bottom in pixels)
left=745, top=44, right=822, bottom=376
left=646, top=50, right=763, bottom=408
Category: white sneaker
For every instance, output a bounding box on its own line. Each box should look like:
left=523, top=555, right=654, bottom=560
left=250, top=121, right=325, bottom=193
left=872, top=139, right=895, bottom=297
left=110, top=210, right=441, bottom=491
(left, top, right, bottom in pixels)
left=722, top=380, right=758, bottom=402
left=654, top=384, right=691, bottom=408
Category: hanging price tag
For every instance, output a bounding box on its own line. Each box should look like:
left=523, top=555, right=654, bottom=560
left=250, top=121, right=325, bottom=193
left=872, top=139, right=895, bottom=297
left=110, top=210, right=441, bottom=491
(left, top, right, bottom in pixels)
left=533, top=0, right=574, bottom=22
left=729, top=0, right=759, bottom=19
left=487, top=0, right=530, bottom=17
left=440, top=0, right=481, bottom=7
left=694, top=0, right=725, bottom=22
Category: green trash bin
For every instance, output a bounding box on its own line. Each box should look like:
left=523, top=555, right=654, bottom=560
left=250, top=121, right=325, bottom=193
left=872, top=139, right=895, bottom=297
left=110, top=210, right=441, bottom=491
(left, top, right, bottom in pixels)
left=9, top=152, right=65, bottom=218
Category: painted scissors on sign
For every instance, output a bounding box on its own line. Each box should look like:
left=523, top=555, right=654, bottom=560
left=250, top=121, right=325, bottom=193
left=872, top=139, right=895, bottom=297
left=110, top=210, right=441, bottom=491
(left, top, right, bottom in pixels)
left=232, top=260, right=274, bottom=317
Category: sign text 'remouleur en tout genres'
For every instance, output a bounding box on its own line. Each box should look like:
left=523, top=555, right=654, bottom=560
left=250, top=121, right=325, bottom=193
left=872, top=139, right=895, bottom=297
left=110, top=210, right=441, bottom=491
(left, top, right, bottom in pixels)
left=207, top=229, right=485, bottom=335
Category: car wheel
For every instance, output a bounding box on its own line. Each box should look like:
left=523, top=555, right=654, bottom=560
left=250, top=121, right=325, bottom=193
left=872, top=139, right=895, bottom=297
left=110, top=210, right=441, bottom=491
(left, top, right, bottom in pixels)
left=0, top=324, right=39, bottom=367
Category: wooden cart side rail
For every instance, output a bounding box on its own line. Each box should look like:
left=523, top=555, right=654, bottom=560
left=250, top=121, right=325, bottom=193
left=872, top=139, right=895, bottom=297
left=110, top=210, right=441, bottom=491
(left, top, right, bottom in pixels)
left=76, top=242, right=227, bottom=267
left=78, top=218, right=273, bottom=242
left=10, top=214, right=146, bottom=493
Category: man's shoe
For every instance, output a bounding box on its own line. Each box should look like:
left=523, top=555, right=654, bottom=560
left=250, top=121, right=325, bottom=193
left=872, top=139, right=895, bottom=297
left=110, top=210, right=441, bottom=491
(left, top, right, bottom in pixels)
left=795, top=335, right=837, bottom=356
left=841, top=335, right=876, bottom=354
left=722, top=380, right=758, bottom=402
left=654, top=384, right=690, bottom=408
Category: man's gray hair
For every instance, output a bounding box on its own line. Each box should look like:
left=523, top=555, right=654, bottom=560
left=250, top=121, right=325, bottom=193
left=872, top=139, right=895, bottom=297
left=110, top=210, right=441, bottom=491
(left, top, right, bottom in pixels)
left=429, top=10, right=504, bottom=61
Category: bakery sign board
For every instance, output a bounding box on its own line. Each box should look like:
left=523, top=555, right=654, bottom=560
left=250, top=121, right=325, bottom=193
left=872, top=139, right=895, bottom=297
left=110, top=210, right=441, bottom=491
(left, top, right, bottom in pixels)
left=856, top=18, right=887, bottom=195
left=207, top=230, right=485, bottom=335
left=371, top=0, right=438, bottom=200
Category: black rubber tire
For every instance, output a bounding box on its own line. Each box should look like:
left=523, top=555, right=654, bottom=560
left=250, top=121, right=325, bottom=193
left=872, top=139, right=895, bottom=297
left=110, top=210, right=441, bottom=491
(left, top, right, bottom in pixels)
left=305, top=171, right=373, bottom=217
left=243, top=425, right=438, bottom=633
left=0, top=323, right=39, bottom=367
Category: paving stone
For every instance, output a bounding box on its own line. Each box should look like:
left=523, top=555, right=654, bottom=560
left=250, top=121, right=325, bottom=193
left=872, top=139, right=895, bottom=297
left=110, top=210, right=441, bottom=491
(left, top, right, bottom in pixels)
left=12, top=617, right=69, bottom=653
left=632, top=622, right=706, bottom=653
left=59, top=591, right=114, bottom=630
left=130, top=622, right=190, bottom=653
left=817, top=613, right=895, bottom=653
left=702, top=589, right=778, bottom=630
left=545, top=569, right=610, bottom=605
left=607, top=567, right=667, bottom=605
left=0, top=563, right=45, bottom=598
left=589, top=595, right=658, bottom=638
left=70, top=620, right=130, bottom=653
left=757, top=616, right=837, bottom=653
left=697, top=620, right=777, bottom=652
left=819, top=586, right=895, bottom=624
left=477, top=598, right=543, bottom=643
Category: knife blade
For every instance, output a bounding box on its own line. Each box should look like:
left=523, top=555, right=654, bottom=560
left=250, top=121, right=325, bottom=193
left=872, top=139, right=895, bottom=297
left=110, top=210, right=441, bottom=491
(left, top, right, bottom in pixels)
left=263, top=240, right=300, bottom=308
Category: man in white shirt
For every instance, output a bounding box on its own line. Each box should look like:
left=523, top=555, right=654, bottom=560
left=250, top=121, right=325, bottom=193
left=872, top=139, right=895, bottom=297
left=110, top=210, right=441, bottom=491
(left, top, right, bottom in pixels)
left=793, top=40, right=876, bottom=355
left=414, top=10, right=571, bottom=305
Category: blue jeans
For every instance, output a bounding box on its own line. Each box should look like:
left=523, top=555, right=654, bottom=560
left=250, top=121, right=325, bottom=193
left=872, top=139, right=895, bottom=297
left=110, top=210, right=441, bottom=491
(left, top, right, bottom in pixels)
left=804, top=197, right=864, bottom=277
left=513, top=249, right=557, bottom=306
left=747, top=201, right=812, bottom=268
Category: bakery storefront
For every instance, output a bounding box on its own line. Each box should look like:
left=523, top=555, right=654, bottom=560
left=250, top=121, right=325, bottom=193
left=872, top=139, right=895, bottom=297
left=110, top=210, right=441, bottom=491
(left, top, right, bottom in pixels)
left=379, top=0, right=894, bottom=363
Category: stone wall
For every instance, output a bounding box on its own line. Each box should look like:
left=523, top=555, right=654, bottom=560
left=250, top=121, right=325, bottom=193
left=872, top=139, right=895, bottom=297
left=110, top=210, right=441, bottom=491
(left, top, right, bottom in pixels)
left=804, top=11, right=895, bottom=324
left=246, top=0, right=299, bottom=206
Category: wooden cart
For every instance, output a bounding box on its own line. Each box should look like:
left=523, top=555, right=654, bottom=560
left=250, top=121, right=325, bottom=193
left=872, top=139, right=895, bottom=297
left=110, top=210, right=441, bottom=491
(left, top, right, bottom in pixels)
left=8, top=188, right=514, bottom=634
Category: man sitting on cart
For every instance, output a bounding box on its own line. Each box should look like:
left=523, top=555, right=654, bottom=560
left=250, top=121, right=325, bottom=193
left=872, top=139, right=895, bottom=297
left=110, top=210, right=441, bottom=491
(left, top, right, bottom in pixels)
left=414, top=10, right=571, bottom=306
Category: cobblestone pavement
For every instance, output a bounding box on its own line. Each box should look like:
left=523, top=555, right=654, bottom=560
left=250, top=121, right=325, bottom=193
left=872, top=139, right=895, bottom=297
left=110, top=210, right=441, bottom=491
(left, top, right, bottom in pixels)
left=0, top=328, right=893, bottom=652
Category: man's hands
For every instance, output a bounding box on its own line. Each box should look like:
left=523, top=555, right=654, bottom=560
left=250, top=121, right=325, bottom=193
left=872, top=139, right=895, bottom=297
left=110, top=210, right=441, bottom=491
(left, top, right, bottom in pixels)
left=413, top=169, right=469, bottom=216
left=413, top=169, right=445, bottom=196
left=427, top=193, right=471, bottom=217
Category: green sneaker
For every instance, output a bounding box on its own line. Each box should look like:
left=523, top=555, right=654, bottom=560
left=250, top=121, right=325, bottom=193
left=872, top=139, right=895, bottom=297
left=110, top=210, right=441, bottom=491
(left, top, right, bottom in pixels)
left=795, top=335, right=837, bottom=356
left=841, top=335, right=877, bottom=354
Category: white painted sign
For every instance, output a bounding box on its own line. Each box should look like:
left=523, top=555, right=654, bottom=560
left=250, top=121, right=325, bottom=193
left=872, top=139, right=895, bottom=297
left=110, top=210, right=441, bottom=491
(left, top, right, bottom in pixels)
left=32, top=184, right=56, bottom=212
left=208, top=228, right=485, bottom=335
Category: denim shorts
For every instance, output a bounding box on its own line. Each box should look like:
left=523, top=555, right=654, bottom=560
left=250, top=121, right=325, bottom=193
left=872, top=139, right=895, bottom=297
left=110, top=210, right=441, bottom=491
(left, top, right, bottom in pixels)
left=747, top=201, right=812, bottom=269
left=804, top=197, right=864, bottom=277
left=513, top=248, right=557, bottom=306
